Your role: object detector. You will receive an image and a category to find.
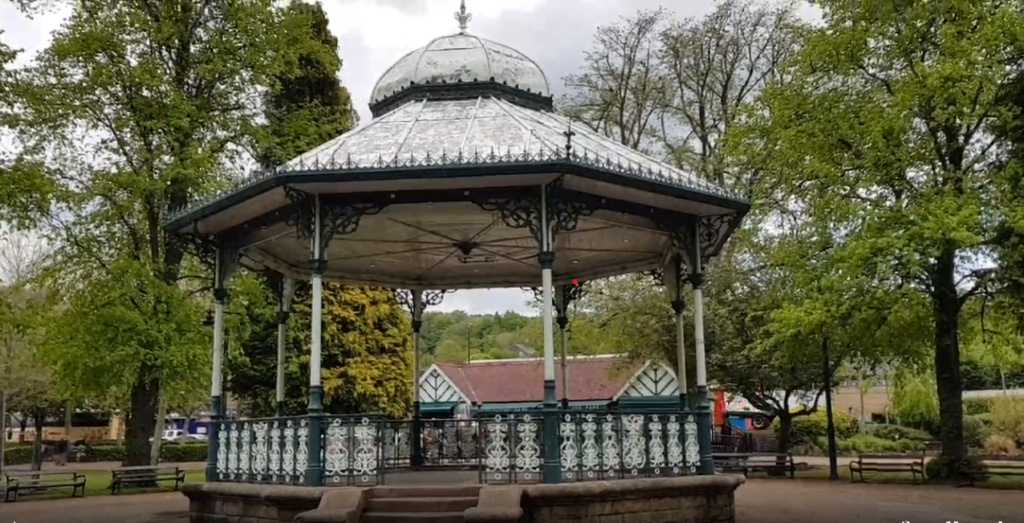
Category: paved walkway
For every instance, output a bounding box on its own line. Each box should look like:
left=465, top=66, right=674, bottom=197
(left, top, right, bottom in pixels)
left=1, top=475, right=1021, bottom=523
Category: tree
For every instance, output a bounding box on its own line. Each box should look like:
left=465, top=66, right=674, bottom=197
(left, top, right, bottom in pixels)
left=658, top=0, right=804, bottom=187
left=254, top=0, right=356, bottom=169
left=3, top=0, right=332, bottom=465
left=0, top=232, right=57, bottom=472
left=230, top=283, right=413, bottom=418
left=562, top=8, right=668, bottom=151
left=732, top=0, right=1022, bottom=471
left=562, top=1, right=806, bottom=190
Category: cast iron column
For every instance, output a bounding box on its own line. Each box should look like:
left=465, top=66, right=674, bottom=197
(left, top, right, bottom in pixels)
left=555, top=285, right=569, bottom=409
left=666, top=255, right=688, bottom=409
left=691, top=226, right=714, bottom=474
left=539, top=251, right=560, bottom=483
left=305, top=196, right=326, bottom=487
left=540, top=182, right=560, bottom=484
left=410, top=290, right=424, bottom=467
left=275, top=277, right=296, bottom=417
left=206, top=244, right=237, bottom=482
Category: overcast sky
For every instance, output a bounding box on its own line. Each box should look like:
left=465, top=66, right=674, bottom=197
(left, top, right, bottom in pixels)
left=0, top=0, right=746, bottom=315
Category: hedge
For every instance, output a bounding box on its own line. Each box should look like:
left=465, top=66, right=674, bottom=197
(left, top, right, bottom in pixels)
left=3, top=442, right=207, bottom=465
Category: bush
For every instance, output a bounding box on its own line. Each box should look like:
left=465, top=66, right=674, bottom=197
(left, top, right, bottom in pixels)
left=776, top=409, right=859, bottom=446
left=982, top=434, right=1018, bottom=456
left=837, top=434, right=924, bottom=454
left=925, top=456, right=985, bottom=482
left=963, top=398, right=993, bottom=416
left=869, top=424, right=933, bottom=442
left=3, top=442, right=208, bottom=465
left=963, top=415, right=988, bottom=448
left=990, top=396, right=1024, bottom=444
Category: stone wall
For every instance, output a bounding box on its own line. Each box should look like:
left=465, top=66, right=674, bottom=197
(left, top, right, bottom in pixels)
left=468, top=475, right=744, bottom=523
left=182, top=482, right=327, bottom=523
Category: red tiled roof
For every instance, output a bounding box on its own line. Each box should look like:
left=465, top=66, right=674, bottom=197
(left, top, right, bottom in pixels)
left=436, top=355, right=640, bottom=403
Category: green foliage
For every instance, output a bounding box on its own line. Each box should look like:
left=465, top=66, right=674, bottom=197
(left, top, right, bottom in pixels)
left=255, top=0, right=357, bottom=169
left=837, top=434, right=924, bottom=455
left=869, top=424, right=933, bottom=442
left=777, top=409, right=858, bottom=446
left=2, top=442, right=207, bottom=465
left=2, top=0, right=346, bottom=465
left=962, top=415, right=987, bottom=449
left=231, top=283, right=413, bottom=419
left=891, top=371, right=940, bottom=435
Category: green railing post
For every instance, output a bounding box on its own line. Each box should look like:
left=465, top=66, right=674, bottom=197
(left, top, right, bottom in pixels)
left=205, top=396, right=222, bottom=482
left=541, top=380, right=561, bottom=484
left=696, top=385, right=714, bottom=475
left=305, top=386, right=324, bottom=486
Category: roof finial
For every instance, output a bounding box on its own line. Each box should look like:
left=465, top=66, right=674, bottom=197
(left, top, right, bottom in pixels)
left=454, top=0, right=472, bottom=34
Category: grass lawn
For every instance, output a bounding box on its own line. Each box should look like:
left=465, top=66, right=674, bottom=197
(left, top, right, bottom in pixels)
left=789, top=467, right=1024, bottom=489
left=3, top=470, right=205, bottom=501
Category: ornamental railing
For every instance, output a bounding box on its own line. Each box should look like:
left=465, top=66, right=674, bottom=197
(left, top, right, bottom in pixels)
left=214, top=416, right=309, bottom=484
left=476, top=410, right=702, bottom=484
left=209, top=408, right=708, bottom=486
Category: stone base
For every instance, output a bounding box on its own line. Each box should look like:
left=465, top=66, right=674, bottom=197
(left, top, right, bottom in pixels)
left=184, top=475, right=743, bottom=523
left=182, top=483, right=327, bottom=523
left=469, top=475, right=744, bottom=523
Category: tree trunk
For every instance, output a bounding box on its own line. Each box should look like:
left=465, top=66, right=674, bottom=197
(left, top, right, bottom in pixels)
left=18, top=416, right=27, bottom=443
left=0, top=389, right=6, bottom=474
left=1000, top=369, right=1007, bottom=394
left=931, top=246, right=965, bottom=467
left=150, top=394, right=167, bottom=466
left=858, top=370, right=866, bottom=433
left=122, top=363, right=161, bottom=466
left=64, top=400, right=73, bottom=438
left=771, top=412, right=793, bottom=476
left=31, top=408, right=44, bottom=471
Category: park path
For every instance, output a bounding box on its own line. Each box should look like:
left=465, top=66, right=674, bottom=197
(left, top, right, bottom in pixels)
left=1, top=476, right=1022, bottom=523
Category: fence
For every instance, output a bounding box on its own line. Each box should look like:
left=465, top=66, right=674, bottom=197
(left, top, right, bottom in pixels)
left=210, top=409, right=708, bottom=486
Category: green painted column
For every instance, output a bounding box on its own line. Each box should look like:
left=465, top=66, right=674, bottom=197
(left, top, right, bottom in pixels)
left=411, top=303, right=424, bottom=468
left=305, top=260, right=326, bottom=487
left=691, top=270, right=714, bottom=475
left=539, top=250, right=561, bottom=484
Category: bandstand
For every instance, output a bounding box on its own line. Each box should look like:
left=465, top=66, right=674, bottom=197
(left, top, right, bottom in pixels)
left=169, top=3, right=748, bottom=522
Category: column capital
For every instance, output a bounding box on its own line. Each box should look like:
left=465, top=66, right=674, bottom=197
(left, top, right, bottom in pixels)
left=555, top=315, right=568, bottom=329
left=411, top=319, right=423, bottom=333
left=213, top=288, right=230, bottom=303
left=277, top=311, right=291, bottom=324
left=689, top=272, right=705, bottom=289
left=670, top=298, right=685, bottom=315
left=537, top=250, right=555, bottom=269
left=311, top=258, right=328, bottom=275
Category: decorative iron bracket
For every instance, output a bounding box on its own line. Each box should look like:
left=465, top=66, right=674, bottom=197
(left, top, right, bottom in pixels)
left=527, top=281, right=588, bottom=317
left=284, top=187, right=387, bottom=259
left=174, top=233, right=218, bottom=270
left=395, top=289, right=449, bottom=315
left=214, top=240, right=241, bottom=291
left=653, top=211, right=739, bottom=274
left=473, top=179, right=595, bottom=248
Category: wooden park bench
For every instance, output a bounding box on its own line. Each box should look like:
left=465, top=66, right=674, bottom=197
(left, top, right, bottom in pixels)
left=110, top=465, right=185, bottom=494
left=963, top=460, right=1024, bottom=486
left=849, top=453, right=925, bottom=484
left=713, top=452, right=750, bottom=474
left=3, top=470, right=86, bottom=502
left=713, top=452, right=795, bottom=478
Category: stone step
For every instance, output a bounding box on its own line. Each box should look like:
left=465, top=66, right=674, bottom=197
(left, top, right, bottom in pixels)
left=371, top=485, right=482, bottom=498
left=361, top=512, right=465, bottom=523
left=366, top=496, right=478, bottom=513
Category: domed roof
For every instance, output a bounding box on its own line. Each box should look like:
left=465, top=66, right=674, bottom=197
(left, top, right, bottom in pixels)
left=369, top=3, right=550, bottom=115
left=371, top=33, right=551, bottom=104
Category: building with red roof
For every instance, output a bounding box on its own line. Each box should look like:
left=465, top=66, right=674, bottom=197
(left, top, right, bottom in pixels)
left=417, top=354, right=683, bottom=415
